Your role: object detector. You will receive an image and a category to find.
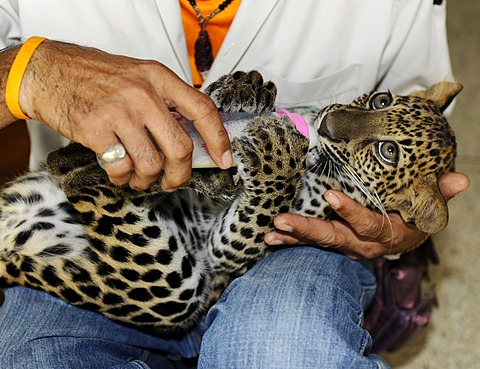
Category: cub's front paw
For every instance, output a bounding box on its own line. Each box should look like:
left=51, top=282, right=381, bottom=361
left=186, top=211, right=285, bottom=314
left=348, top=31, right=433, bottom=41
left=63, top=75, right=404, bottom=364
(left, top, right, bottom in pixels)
left=232, top=114, right=308, bottom=191
left=205, top=71, right=277, bottom=113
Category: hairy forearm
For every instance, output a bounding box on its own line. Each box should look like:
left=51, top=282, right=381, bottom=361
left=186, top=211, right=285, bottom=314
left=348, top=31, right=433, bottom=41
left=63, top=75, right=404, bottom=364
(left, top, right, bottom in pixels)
left=1, top=39, right=108, bottom=133
left=0, top=39, right=230, bottom=189
left=0, top=40, right=67, bottom=130
left=0, top=44, right=21, bottom=128
left=18, top=40, right=70, bottom=130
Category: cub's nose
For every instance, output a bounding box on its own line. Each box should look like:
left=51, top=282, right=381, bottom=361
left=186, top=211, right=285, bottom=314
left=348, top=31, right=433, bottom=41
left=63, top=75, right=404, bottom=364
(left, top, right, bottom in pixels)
left=318, top=113, right=341, bottom=142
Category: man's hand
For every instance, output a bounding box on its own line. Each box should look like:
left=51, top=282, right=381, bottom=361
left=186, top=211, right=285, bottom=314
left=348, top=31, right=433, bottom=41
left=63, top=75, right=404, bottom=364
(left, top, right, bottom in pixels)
left=265, top=172, right=470, bottom=259
left=12, top=40, right=232, bottom=190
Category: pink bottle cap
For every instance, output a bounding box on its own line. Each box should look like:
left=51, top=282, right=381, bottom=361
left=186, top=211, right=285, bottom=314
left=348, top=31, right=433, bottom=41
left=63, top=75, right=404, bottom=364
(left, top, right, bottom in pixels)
left=276, top=109, right=309, bottom=139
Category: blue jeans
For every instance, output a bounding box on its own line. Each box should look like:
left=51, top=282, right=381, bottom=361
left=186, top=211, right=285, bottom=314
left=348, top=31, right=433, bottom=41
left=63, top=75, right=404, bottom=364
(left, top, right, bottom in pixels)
left=0, top=247, right=390, bottom=369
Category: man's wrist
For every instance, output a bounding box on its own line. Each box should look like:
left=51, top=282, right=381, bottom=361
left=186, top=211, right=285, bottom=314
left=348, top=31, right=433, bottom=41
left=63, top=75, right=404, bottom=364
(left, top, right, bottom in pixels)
left=6, top=36, right=48, bottom=120
left=0, top=44, right=22, bottom=126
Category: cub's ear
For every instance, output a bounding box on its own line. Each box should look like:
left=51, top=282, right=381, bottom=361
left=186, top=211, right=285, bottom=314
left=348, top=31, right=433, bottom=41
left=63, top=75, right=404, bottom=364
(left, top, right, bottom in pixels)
left=397, top=173, right=448, bottom=234
left=410, top=81, right=463, bottom=113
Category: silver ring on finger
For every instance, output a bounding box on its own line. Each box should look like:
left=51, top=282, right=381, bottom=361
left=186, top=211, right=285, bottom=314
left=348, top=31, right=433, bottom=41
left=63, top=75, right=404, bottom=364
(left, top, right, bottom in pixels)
left=96, top=143, right=126, bottom=168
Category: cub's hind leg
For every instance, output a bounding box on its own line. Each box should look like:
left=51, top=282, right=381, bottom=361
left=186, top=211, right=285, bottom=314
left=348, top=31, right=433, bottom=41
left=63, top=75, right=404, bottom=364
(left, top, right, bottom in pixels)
left=0, top=171, right=89, bottom=290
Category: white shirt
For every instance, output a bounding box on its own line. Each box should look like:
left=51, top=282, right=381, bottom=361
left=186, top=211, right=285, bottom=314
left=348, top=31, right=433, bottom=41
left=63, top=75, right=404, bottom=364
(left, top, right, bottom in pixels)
left=0, top=0, right=453, bottom=168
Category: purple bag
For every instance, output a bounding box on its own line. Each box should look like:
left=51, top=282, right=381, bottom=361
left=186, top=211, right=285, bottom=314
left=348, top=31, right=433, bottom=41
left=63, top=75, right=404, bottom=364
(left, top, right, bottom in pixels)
left=364, top=239, right=438, bottom=353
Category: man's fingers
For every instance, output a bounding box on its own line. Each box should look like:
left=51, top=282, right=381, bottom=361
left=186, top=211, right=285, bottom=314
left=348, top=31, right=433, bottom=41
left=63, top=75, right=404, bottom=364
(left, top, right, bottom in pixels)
left=103, top=155, right=134, bottom=186
left=190, top=100, right=233, bottom=169
left=161, top=72, right=233, bottom=169
left=265, top=173, right=471, bottom=260
left=270, top=212, right=342, bottom=246
left=266, top=190, right=429, bottom=259
left=322, top=191, right=422, bottom=250
left=160, top=141, right=193, bottom=192
left=324, top=191, right=385, bottom=239
left=264, top=229, right=303, bottom=246
left=267, top=212, right=398, bottom=259
left=98, top=112, right=164, bottom=190
left=267, top=213, right=380, bottom=258
left=438, top=172, right=470, bottom=201
left=143, top=102, right=195, bottom=191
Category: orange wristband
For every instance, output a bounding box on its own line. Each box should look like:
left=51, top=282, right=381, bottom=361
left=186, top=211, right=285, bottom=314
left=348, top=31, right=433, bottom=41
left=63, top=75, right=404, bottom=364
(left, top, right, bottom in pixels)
left=5, top=36, right=48, bottom=120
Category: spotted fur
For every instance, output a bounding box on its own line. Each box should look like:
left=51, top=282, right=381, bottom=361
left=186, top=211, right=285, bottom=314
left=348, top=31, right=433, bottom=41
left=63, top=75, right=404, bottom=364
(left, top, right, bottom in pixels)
left=0, top=71, right=461, bottom=336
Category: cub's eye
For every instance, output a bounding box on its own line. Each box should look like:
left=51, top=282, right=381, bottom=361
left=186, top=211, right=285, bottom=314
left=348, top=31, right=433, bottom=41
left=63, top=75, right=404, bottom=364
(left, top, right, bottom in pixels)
left=370, top=92, right=393, bottom=110
left=377, top=141, right=398, bottom=165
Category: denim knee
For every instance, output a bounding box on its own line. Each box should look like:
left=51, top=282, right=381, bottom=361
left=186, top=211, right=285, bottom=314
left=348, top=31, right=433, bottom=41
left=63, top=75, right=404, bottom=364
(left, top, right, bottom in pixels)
left=199, top=247, right=390, bottom=369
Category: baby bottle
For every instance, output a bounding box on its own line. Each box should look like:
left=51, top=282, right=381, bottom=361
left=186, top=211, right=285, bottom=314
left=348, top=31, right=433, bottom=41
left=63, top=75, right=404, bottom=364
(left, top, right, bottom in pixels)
left=97, top=110, right=311, bottom=169
left=171, top=109, right=311, bottom=168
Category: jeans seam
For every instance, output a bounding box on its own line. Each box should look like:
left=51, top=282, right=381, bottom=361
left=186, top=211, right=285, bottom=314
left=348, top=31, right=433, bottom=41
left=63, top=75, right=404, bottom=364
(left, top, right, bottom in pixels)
left=110, top=360, right=151, bottom=369
left=183, top=327, right=202, bottom=358
left=360, top=284, right=377, bottom=311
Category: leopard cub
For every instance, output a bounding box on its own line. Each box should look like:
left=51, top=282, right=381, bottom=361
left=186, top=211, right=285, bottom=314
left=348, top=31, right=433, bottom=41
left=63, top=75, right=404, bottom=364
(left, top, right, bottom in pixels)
left=0, top=71, right=461, bottom=336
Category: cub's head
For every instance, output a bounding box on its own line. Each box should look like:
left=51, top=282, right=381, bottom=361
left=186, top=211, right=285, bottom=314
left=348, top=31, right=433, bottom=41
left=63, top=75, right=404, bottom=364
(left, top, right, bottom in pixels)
left=315, top=81, right=462, bottom=234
